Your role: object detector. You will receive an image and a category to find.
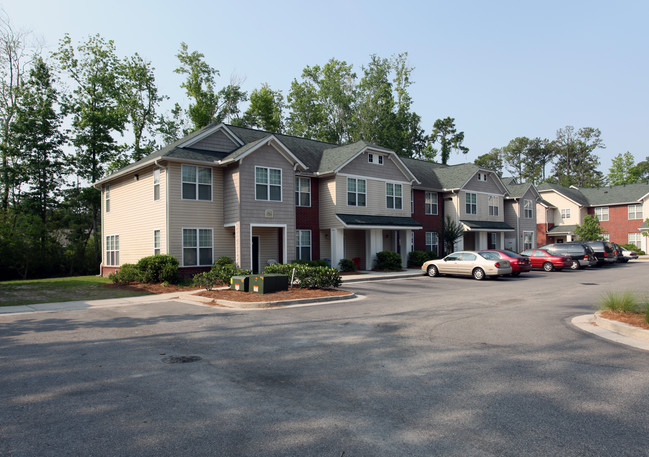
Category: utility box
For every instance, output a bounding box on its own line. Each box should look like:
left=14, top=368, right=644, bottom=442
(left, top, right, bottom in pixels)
left=230, top=275, right=250, bottom=292
left=250, top=274, right=289, bottom=294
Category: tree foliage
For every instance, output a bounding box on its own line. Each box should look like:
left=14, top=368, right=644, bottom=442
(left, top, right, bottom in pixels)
left=608, top=151, right=637, bottom=185
left=236, top=83, right=284, bottom=132
left=474, top=148, right=503, bottom=176
left=423, top=117, right=468, bottom=165
left=551, top=126, right=605, bottom=187
left=441, top=216, right=465, bottom=254
left=574, top=214, right=607, bottom=241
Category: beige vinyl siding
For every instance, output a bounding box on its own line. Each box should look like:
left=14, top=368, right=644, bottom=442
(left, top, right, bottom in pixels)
left=191, top=129, right=239, bottom=152
left=320, top=230, right=331, bottom=261
left=340, top=151, right=409, bottom=181
left=540, top=192, right=583, bottom=226
left=459, top=190, right=505, bottom=221
left=252, top=226, right=280, bottom=265
left=223, top=165, right=240, bottom=225
left=335, top=175, right=412, bottom=218
left=319, top=177, right=341, bottom=229
left=464, top=172, right=504, bottom=194
left=102, top=166, right=167, bottom=265
left=168, top=163, right=234, bottom=264
left=443, top=192, right=459, bottom=221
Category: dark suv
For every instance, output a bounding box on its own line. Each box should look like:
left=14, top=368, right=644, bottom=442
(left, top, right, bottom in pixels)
left=584, top=241, right=617, bottom=266
left=541, top=242, right=597, bottom=269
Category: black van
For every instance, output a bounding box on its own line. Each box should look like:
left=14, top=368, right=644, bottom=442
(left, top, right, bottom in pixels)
left=540, top=242, right=597, bottom=269
left=584, top=241, right=617, bottom=266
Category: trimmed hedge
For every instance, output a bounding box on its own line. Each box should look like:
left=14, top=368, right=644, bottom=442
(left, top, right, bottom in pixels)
left=374, top=251, right=402, bottom=271
left=263, top=262, right=342, bottom=289
left=110, top=255, right=179, bottom=284
left=192, top=260, right=252, bottom=290
left=109, top=263, right=141, bottom=285
left=338, top=258, right=356, bottom=272
left=407, top=250, right=437, bottom=267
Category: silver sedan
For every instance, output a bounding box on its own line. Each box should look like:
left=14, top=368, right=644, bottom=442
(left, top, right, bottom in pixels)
left=421, top=250, right=512, bottom=280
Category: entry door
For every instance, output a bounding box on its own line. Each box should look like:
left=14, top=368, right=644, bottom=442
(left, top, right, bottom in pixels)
left=252, top=236, right=260, bottom=274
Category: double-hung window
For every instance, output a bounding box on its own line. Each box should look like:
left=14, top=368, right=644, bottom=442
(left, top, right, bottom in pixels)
left=594, top=207, right=609, bottom=221
left=425, top=192, right=438, bottom=215
left=153, top=169, right=160, bottom=201
left=523, top=231, right=533, bottom=250
left=182, top=165, right=212, bottom=200
left=105, top=185, right=110, bottom=213
left=488, top=195, right=499, bottom=216
left=295, top=230, right=312, bottom=261
left=256, top=167, right=282, bottom=201
left=183, top=228, right=213, bottom=266
left=629, top=233, right=642, bottom=249
left=465, top=192, right=477, bottom=215
left=347, top=178, right=366, bottom=207
left=105, top=234, right=119, bottom=266
left=153, top=230, right=161, bottom=255
left=386, top=183, right=403, bottom=209
left=426, top=232, right=438, bottom=254
left=561, top=208, right=570, bottom=220
left=628, top=204, right=643, bottom=220
left=295, top=177, right=311, bottom=206
left=524, top=199, right=533, bottom=218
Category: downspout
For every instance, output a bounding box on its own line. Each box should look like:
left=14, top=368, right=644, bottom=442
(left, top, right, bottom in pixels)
left=155, top=159, right=170, bottom=256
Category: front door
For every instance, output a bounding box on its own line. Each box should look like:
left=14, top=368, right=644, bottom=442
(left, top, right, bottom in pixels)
left=252, top=236, right=260, bottom=274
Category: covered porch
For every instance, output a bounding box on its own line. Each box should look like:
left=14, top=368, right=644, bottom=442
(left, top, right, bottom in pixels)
left=458, top=220, right=515, bottom=251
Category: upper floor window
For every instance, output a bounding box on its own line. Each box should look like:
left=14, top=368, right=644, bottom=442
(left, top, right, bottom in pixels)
left=594, top=206, right=609, bottom=221
left=182, top=165, right=212, bottom=201
left=105, top=234, right=119, bottom=266
left=105, top=185, right=110, bottom=213
left=256, top=166, right=282, bottom=201
left=488, top=195, right=499, bottom=216
left=153, top=169, right=160, bottom=201
left=386, top=183, right=403, bottom=209
left=477, top=172, right=488, bottom=182
left=347, top=178, right=366, bottom=207
left=524, top=199, right=533, bottom=218
left=295, top=177, right=311, bottom=207
left=368, top=153, right=384, bottom=165
left=465, top=192, right=477, bottom=215
left=628, top=204, right=643, bottom=220
left=425, top=191, right=438, bottom=215
left=561, top=208, right=570, bottom=220
left=153, top=229, right=161, bottom=255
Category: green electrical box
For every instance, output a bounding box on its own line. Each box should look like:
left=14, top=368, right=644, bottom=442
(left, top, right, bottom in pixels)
left=250, top=274, right=289, bottom=294
left=230, top=275, right=250, bottom=292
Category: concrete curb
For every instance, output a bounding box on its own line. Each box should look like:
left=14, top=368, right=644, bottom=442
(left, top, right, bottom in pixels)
left=341, top=271, right=423, bottom=283
left=181, top=291, right=357, bottom=309
left=572, top=313, right=649, bottom=351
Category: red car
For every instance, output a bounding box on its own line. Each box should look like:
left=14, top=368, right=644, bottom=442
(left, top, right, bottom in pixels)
left=519, top=248, right=572, bottom=272
left=479, top=250, right=532, bottom=276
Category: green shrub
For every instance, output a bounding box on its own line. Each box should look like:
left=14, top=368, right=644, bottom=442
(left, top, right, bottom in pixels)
left=374, top=251, right=402, bottom=271
left=135, top=255, right=179, bottom=283
left=620, top=244, right=645, bottom=255
left=214, top=256, right=235, bottom=267
left=407, top=250, right=437, bottom=267
left=338, top=258, right=356, bottom=272
left=599, top=290, right=640, bottom=313
left=109, top=263, right=142, bottom=285
left=293, top=259, right=330, bottom=267
left=193, top=271, right=219, bottom=291
left=212, top=264, right=252, bottom=285
left=263, top=263, right=342, bottom=289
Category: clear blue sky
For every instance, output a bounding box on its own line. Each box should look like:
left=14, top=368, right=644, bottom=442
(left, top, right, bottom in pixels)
left=3, top=0, right=648, bottom=175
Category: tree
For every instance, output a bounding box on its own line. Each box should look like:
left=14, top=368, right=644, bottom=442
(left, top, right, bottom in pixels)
left=502, top=137, right=530, bottom=182
left=608, top=151, right=637, bottom=185
left=630, top=156, right=649, bottom=183
left=425, top=117, right=468, bottom=165
left=524, top=137, right=552, bottom=184
left=237, top=83, right=284, bottom=132
left=574, top=214, right=607, bottom=241
left=441, top=216, right=465, bottom=254
left=474, top=148, right=503, bottom=176
left=551, top=126, right=605, bottom=187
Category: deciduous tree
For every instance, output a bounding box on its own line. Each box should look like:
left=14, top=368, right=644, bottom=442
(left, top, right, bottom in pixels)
left=574, top=214, right=607, bottom=241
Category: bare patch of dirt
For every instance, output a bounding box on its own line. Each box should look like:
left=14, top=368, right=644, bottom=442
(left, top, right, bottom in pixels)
left=196, top=287, right=353, bottom=303
left=600, top=311, right=649, bottom=330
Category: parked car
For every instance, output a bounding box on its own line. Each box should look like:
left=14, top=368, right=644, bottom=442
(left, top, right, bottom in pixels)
left=422, top=251, right=512, bottom=280
left=613, top=243, right=638, bottom=262
left=539, top=242, right=597, bottom=270
left=478, top=250, right=532, bottom=276
left=519, top=248, right=572, bottom=272
left=584, top=241, right=617, bottom=266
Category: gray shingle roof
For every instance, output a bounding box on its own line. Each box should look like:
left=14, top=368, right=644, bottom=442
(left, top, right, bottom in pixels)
left=537, top=183, right=590, bottom=206
left=460, top=220, right=515, bottom=231
left=401, top=157, right=445, bottom=189
left=336, top=214, right=422, bottom=228
left=537, top=182, right=649, bottom=206
left=547, top=224, right=578, bottom=234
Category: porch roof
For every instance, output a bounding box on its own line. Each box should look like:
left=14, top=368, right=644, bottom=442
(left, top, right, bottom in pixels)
left=336, top=214, right=422, bottom=229
left=460, top=220, right=515, bottom=231
left=547, top=224, right=578, bottom=235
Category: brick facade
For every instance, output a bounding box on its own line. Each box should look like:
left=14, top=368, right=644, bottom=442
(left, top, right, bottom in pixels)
left=411, top=189, right=444, bottom=256
left=589, top=205, right=645, bottom=245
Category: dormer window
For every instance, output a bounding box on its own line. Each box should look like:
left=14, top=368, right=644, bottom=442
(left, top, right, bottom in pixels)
left=477, top=172, right=488, bottom=182
left=368, top=153, right=384, bottom=165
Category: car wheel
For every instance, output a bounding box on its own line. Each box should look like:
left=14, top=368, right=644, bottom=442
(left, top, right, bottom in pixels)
left=570, top=260, right=580, bottom=270
left=472, top=267, right=485, bottom=280
left=623, top=259, right=629, bottom=263
left=543, top=262, right=554, bottom=272
left=511, top=271, right=520, bottom=277
left=427, top=265, right=439, bottom=277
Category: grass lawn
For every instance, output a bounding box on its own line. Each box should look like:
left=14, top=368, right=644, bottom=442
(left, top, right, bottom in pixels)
left=0, top=276, right=151, bottom=307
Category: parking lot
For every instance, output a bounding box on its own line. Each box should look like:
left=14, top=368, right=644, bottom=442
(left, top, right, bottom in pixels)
left=2, top=262, right=649, bottom=456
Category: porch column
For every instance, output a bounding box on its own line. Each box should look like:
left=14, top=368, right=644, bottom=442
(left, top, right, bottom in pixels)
left=366, top=229, right=383, bottom=271
left=400, top=230, right=409, bottom=268
left=478, top=232, right=488, bottom=250
left=330, top=228, right=345, bottom=271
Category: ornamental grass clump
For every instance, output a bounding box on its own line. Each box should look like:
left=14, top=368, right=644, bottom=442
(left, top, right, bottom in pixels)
left=599, top=290, right=641, bottom=313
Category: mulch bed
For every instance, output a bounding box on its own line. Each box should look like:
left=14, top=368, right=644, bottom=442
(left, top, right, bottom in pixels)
left=196, top=287, right=353, bottom=303
left=600, top=311, right=649, bottom=330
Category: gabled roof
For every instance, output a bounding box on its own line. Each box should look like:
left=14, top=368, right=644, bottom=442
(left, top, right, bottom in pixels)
left=505, top=182, right=540, bottom=200
left=537, top=182, right=649, bottom=206
left=460, top=220, right=515, bottom=231
left=401, top=157, right=445, bottom=190
left=547, top=224, right=578, bottom=235
left=218, top=135, right=307, bottom=170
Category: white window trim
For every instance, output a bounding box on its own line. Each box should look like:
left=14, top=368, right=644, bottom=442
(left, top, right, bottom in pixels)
left=628, top=204, right=643, bottom=220
left=594, top=207, right=609, bottom=222
left=386, top=182, right=403, bottom=210
left=425, top=191, right=438, bottom=215
left=425, top=232, right=439, bottom=254
left=561, top=208, right=571, bottom=219
left=105, top=185, right=110, bottom=213
left=182, top=227, right=213, bottom=267
left=105, top=234, right=119, bottom=266
left=295, top=176, right=311, bottom=207
left=488, top=195, right=499, bottom=217
left=153, top=229, right=161, bottom=256
left=181, top=165, right=213, bottom=201
left=629, top=232, right=642, bottom=248
left=255, top=166, right=283, bottom=202
left=295, top=229, right=312, bottom=261
left=153, top=169, right=161, bottom=201
left=465, top=192, right=477, bottom=215
left=523, top=231, right=534, bottom=250
left=524, top=199, right=533, bottom=219
left=347, top=177, right=367, bottom=207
